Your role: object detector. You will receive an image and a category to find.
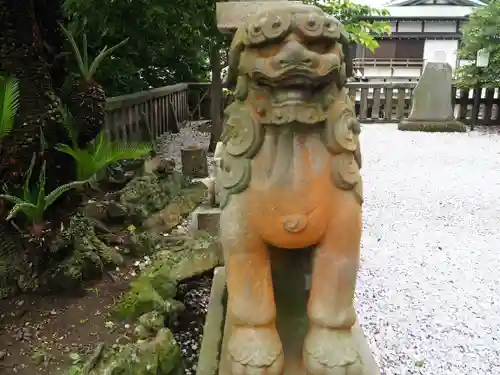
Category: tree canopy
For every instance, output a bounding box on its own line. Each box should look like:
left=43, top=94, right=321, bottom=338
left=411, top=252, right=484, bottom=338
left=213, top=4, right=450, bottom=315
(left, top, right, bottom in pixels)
left=62, top=0, right=221, bottom=96
left=303, top=0, right=391, bottom=51
left=62, top=0, right=390, bottom=97
left=456, top=0, right=500, bottom=87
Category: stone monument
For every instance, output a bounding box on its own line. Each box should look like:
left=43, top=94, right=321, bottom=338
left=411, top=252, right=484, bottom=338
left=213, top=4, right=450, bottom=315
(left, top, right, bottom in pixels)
left=398, top=58, right=467, bottom=132
left=197, top=3, right=379, bottom=375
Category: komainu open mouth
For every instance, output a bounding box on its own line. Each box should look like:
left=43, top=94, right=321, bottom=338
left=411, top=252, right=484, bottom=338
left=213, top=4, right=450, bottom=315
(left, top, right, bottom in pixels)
left=254, top=71, right=333, bottom=104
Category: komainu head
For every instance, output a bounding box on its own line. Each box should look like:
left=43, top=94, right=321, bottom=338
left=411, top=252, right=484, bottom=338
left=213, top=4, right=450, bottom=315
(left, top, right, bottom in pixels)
left=226, top=4, right=352, bottom=119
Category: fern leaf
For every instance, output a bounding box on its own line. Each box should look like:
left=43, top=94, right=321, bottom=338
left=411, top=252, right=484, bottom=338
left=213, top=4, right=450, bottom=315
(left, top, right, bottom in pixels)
left=0, top=74, right=20, bottom=139
left=87, top=38, right=129, bottom=80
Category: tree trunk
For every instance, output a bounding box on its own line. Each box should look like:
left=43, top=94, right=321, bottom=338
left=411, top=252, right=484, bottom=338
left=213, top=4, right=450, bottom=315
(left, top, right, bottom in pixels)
left=33, top=0, right=68, bottom=93
left=0, top=0, right=74, bottom=191
left=208, top=44, right=222, bottom=153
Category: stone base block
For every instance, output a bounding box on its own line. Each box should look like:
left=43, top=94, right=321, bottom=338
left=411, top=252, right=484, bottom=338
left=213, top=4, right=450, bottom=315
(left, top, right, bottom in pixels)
left=196, top=267, right=226, bottom=375
left=191, top=205, right=221, bottom=236
left=196, top=266, right=380, bottom=375
left=216, top=1, right=302, bottom=33
left=398, top=120, right=467, bottom=133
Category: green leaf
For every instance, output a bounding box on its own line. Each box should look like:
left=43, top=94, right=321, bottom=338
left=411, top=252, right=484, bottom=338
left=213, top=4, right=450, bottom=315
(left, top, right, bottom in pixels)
left=6, top=202, right=37, bottom=221
left=88, top=38, right=129, bottom=80
left=0, top=194, right=25, bottom=205
left=0, top=74, right=20, bottom=139
left=59, top=22, right=88, bottom=78
left=23, top=154, right=37, bottom=202
left=57, top=102, right=80, bottom=148
left=35, top=161, right=47, bottom=218
left=44, top=180, right=88, bottom=209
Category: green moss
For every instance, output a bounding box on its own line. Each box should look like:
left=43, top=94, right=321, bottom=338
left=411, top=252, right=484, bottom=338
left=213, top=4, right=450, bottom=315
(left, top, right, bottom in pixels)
left=79, top=329, right=184, bottom=375
left=398, top=121, right=467, bottom=133
left=46, top=215, right=124, bottom=290
left=114, top=231, right=222, bottom=321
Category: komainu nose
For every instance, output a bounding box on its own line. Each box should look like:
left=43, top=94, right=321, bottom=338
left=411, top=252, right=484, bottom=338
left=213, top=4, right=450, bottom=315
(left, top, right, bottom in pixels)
left=277, top=41, right=314, bottom=68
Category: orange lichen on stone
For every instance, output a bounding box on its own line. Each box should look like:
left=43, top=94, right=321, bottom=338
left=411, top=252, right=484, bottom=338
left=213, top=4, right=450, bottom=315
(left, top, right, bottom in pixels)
left=217, top=4, right=374, bottom=375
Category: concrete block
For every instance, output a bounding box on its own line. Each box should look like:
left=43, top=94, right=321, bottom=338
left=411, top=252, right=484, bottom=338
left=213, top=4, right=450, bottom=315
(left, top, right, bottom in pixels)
left=191, top=205, right=221, bottom=236
left=196, top=267, right=227, bottom=375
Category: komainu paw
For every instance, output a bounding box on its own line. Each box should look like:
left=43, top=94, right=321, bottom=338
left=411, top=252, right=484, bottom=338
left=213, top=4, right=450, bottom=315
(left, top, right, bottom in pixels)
left=228, top=326, right=284, bottom=375
left=303, top=327, right=364, bottom=375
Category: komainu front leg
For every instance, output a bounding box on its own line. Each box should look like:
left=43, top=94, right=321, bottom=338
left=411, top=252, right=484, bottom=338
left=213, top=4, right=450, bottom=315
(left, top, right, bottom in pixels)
left=303, top=194, right=364, bottom=375
left=220, top=196, right=284, bottom=375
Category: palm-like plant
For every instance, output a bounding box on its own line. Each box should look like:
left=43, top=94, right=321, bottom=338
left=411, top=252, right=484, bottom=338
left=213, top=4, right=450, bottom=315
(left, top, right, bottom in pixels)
left=59, top=23, right=129, bottom=146
left=0, top=74, right=20, bottom=142
left=56, top=105, right=152, bottom=182
left=0, top=154, right=88, bottom=235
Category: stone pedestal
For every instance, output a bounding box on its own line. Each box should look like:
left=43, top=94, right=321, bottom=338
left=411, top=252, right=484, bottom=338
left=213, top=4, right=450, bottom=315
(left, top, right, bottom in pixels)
left=216, top=1, right=301, bottom=33
left=197, top=266, right=380, bottom=375
left=398, top=61, right=467, bottom=132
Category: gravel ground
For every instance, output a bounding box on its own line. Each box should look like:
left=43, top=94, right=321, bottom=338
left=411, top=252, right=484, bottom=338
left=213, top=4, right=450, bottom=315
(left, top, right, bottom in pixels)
left=157, top=124, right=214, bottom=174
left=158, top=123, right=500, bottom=374
left=356, top=124, right=500, bottom=375
left=171, top=274, right=212, bottom=375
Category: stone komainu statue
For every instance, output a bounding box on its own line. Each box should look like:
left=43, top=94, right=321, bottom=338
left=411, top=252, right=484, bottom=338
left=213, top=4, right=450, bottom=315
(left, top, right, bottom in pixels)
left=218, top=4, right=364, bottom=375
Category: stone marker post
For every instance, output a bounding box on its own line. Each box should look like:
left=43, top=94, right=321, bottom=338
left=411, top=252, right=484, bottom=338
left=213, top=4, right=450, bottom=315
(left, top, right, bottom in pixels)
left=198, top=2, right=381, bottom=375
left=398, top=60, right=467, bottom=132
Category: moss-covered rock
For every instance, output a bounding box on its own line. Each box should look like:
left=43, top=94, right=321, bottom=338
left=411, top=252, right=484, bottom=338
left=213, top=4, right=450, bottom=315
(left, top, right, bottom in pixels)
left=398, top=121, right=467, bottom=132
left=114, top=231, right=222, bottom=322
left=143, top=185, right=207, bottom=233
left=82, top=329, right=183, bottom=375
left=135, top=311, right=166, bottom=339
left=118, top=171, right=203, bottom=227
left=45, top=214, right=124, bottom=290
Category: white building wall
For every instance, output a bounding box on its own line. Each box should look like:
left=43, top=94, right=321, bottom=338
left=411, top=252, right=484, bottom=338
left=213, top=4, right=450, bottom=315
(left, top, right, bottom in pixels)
left=423, top=40, right=459, bottom=71
left=423, top=21, right=457, bottom=33
left=397, top=21, right=422, bottom=32
left=362, top=67, right=422, bottom=78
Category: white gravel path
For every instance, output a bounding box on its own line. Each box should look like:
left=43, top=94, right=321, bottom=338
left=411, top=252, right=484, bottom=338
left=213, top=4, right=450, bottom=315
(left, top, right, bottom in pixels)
left=356, top=124, right=500, bottom=375
left=159, top=122, right=500, bottom=374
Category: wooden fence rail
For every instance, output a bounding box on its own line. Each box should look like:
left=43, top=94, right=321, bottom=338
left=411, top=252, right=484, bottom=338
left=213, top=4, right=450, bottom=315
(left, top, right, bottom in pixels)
left=104, top=81, right=500, bottom=142
left=104, top=83, right=189, bottom=141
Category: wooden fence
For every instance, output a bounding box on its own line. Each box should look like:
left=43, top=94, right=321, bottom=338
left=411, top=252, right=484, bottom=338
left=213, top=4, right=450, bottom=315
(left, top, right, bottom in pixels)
left=104, top=82, right=500, bottom=142
left=104, top=83, right=189, bottom=141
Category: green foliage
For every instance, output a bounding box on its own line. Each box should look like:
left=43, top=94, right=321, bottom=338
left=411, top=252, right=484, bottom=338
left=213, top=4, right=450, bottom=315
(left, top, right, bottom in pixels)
left=455, top=1, right=500, bottom=87
left=302, top=0, right=391, bottom=51
left=0, top=74, right=20, bottom=140
left=0, top=155, right=87, bottom=225
left=62, top=0, right=219, bottom=95
left=59, top=23, right=129, bottom=82
left=57, top=132, right=152, bottom=182
left=56, top=106, right=152, bottom=181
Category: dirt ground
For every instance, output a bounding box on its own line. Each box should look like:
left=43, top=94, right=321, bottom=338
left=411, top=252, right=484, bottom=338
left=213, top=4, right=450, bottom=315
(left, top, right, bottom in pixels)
left=0, top=264, right=136, bottom=375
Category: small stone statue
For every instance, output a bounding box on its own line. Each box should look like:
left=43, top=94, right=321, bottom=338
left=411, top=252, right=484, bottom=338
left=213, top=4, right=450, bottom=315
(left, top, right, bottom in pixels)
left=218, top=3, right=371, bottom=375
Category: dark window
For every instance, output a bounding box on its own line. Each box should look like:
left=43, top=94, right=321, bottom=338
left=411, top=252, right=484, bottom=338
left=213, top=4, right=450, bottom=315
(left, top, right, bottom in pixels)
left=362, top=39, right=424, bottom=59
left=364, top=40, right=396, bottom=59
left=395, top=40, right=425, bottom=59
